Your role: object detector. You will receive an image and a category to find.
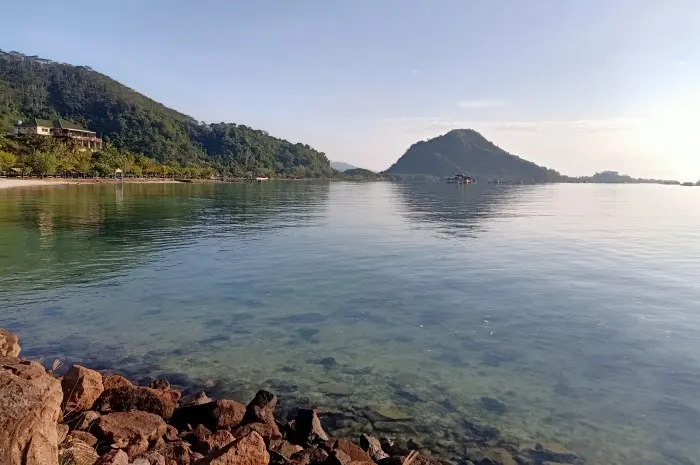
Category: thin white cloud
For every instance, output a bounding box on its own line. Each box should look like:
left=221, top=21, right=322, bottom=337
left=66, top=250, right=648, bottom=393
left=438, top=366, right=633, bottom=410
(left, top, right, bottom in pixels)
left=457, top=99, right=506, bottom=108
left=672, top=60, right=689, bottom=66
left=382, top=116, right=643, bottom=134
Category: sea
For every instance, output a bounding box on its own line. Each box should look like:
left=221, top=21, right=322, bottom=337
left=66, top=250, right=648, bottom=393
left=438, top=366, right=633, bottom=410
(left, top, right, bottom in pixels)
left=1, top=181, right=699, bottom=465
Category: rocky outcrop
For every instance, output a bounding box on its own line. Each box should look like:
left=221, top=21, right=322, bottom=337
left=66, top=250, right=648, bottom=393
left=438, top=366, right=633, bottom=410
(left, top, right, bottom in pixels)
left=62, top=364, right=104, bottom=412
left=96, top=385, right=178, bottom=419
left=0, top=356, right=63, bottom=465
left=0, top=329, right=20, bottom=357
left=197, top=431, right=269, bottom=465
left=94, top=411, right=167, bottom=444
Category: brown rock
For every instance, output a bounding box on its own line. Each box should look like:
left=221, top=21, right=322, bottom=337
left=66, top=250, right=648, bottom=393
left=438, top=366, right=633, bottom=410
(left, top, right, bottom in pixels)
left=325, top=439, right=373, bottom=463
left=359, top=434, right=389, bottom=462
left=196, top=429, right=235, bottom=455
left=68, top=430, right=99, bottom=447
left=134, top=450, right=167, bottom=465
left=0, top=356, right=63, bottom=465
left=268, top=439, right=303, bottom=459
left=412, top=456, right=445, bottom=465
left=0, top=329, right=20, bottom=357
left=243, top=390, right=277, bottom=425
left=171, top=400, right=246, bottom=431
left=289, top=409, right=328, bottom=445
left=166, top=425, right=180, bottom=441
left=95, top=386, right=177, bottom=420
left=70, top=410, right=102, bottom=431
left=157, top=441, right=191, bottom=465
left=232, top=422, right=282, bottom=441
left=326, top=450, right=352, bottom=465
left=62, top=365, right=105, bottom=412
left=123, top=435, right=150, bottom=457
left=102, top=374, right=133, bottom=390
left=154, top=437, right=167, bottom=450
left=197, top=431, right=269, bottom=465
left=95, top=449, right=129, bottom=465
left=290, top=446, right=329, bottom=465
left=58, top=423, right=70, bottom=444
left=94, top=411, right=167, bottom=444
left=59, top=438, right=100, bottom=465
left=150, top=379, right=171, bottom=390
left=468, top=448, right=516, bottom=465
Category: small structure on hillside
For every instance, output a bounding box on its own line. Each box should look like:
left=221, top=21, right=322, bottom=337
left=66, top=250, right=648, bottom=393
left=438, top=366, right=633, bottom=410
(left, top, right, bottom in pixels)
left=6, top=119, right=103, bottom=150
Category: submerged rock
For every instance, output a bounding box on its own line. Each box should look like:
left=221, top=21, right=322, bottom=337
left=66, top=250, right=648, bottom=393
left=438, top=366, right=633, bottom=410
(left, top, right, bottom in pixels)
left=62, top=364, right=105, bottom=412
left=476, top=397, right=507, bottom=416
left=520, top=443, right=579, bottom=463
left=0, top=329, right=20, bottom=357
left=0, top=356, right=63, bottom=465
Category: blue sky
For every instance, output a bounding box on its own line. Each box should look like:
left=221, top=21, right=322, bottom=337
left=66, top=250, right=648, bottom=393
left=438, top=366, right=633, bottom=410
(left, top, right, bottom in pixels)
left=2, top=1, right=699, bottom=179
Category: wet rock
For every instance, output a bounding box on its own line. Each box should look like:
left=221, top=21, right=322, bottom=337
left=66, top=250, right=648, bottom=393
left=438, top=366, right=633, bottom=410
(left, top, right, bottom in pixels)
left=197, top=431, right=269, bottom=465
left=476, top=398, right=506, bottom=416
left=62, top=364, right=105, bottom=412
left=268, top=439, right=303, bottom=459
left=290, top=446, right=329, bottom=465
left=95, top=386, right=178, bottom=420
left=181, top=392, right=212, bottom=407
left=0, top=356, right=63, bottom=465
left=94, top=411, right=167, bottom=444
left=171, top=400, right=246, bottom=431
left=67, top=430, right=99, bottom=447
left=58, top=423, right=70, bottom=444
left=95, top=449, right=129, bottom=465
left=0, top=329, right=20, bottom=357
left=360, top=434, right=389, bottom=462
left=316, top=357, right=338, bottom=369
left=102, top=374, right=133, bottom=390
left=520, top=443, right=579, bottom=464
left=289, top=409, right=329, bottom=445
left=59, top=437, right=100, bottom=465
left=468, top=448, right=516, bottom=465
left=155, top=441, right=191, bottom=465
left=460, top=420, right=500, bottom=442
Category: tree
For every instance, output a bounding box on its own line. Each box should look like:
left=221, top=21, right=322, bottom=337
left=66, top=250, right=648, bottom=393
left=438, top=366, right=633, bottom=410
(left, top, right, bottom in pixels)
left=0, top=150, right=17, bottom=171
left=27, top=151, right=59, bottom=176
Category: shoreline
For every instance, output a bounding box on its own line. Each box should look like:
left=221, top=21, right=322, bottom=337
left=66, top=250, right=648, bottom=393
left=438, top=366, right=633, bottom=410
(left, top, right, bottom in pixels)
left=0, top=329, right=582, bottom=465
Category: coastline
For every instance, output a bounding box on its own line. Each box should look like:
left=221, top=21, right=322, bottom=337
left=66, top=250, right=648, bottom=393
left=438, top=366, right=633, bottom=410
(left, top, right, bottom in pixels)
left=0, top=178, right=197, bottom=189
left=0, top=329, right=582, bottom=465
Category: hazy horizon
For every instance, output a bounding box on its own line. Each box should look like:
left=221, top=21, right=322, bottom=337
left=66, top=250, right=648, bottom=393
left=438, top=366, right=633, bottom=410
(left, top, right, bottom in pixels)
left=1, top=1, right=698, bottom=180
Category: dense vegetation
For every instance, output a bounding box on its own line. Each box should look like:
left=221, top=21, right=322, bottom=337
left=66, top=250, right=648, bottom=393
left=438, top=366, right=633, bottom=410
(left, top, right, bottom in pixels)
left=384, top=129, right=563, bottom=183
left=342, top=168, right=379, bottom=180
left=0, top=51, right=335, bottom=177
left=0, top=136, right=213, bottom=178
left=330, top=161, right=358, bottom=172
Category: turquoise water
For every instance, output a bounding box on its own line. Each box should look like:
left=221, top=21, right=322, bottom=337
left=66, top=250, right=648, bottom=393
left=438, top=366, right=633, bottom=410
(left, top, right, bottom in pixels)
left=1, top=182, right=699, bottom=465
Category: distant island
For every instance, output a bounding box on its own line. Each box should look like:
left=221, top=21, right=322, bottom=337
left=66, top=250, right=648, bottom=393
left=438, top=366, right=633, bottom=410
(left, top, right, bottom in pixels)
left=383, top=129, right=682, bottom=185
left=330, top=161, right=359, bottom=172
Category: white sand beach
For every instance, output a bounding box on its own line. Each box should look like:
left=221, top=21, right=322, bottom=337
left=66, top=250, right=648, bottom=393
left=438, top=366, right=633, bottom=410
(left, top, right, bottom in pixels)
left=0, top=178, right=71, bottom=189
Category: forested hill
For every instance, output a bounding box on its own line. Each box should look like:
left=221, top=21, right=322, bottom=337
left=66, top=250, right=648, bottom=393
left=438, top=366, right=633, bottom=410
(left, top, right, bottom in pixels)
left=384, top=129, right=562, bottom=182
left=0, top=51, right=334, bottom=177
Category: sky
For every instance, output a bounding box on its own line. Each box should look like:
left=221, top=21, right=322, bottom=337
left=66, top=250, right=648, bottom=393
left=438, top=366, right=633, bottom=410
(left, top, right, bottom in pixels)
left=2, top=0, right=699, bottom=180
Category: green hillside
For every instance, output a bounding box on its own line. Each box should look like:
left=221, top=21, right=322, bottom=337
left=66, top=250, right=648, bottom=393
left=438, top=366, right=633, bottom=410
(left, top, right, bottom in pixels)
left=0, top=51, right=334, bottom=177
left=384, top=129, right=562, bottom=182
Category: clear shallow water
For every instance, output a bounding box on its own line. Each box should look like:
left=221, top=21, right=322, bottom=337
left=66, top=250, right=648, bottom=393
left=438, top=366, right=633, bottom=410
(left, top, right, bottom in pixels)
left=1, top=182, right=700, bottom=465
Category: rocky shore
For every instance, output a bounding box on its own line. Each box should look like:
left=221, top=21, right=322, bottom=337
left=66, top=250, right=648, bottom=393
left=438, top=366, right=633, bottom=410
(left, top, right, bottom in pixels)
left=0, top=329, right=582, bottom=465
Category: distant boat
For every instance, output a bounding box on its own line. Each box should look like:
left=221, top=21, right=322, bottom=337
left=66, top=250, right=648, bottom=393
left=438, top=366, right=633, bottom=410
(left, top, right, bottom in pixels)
left=446, top=173, right=472, bottom=184
left=255, top=177, right=269, bottom=182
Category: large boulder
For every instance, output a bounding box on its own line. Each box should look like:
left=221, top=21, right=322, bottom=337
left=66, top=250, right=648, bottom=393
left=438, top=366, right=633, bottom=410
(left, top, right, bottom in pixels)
left=195, top=429, right=236, bottom=455
left=93, top=411, right=167, bottom=444
left=324, top=439, right=373, bottom=463
left=0, top=329, right=20, bottom=357
left=197, top=431, right=269, bottom=465
left=241, top=390, right=281, bottom=439
left=95, top=386, right=178, bottom=420
left=0, top=356, right=63, bottom=465
left=268, top=439, right=303, bottom=459
left=171, top=400, right=246, bottom=431
left=62, top=364, right=105, bottom=412
left=67, top=430, right=99, bottom=447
